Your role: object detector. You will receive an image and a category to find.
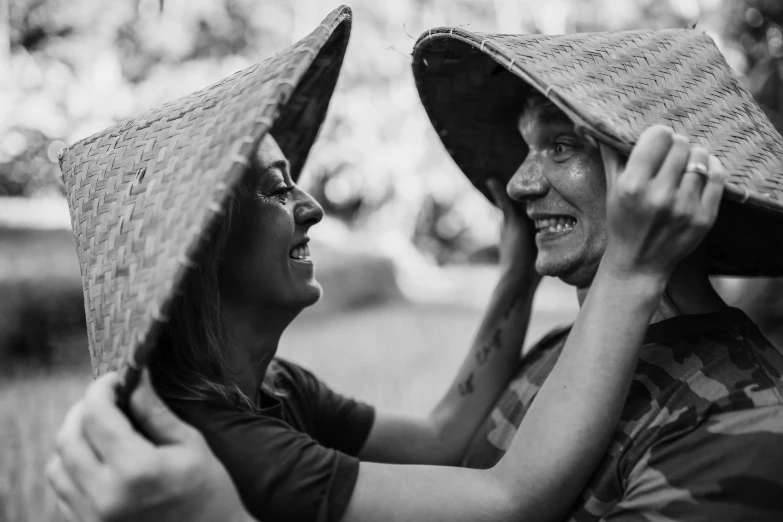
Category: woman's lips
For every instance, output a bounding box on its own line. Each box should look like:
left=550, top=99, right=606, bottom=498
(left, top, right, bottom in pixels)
left=289, top=243, right=311, bottom=260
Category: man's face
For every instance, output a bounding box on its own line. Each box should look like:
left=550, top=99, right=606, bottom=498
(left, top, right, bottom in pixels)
left=507, top=98, right=607, bottom=288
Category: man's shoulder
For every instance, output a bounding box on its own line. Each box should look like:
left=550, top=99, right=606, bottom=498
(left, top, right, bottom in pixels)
left=573, top=315, right=783, bottom=521
left=616, top=312, right=783, bottom=477
left=638, top=312, right=783, bottom=416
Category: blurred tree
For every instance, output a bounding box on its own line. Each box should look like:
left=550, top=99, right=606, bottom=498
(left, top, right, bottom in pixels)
left=720, top=0, right=783, bottom=350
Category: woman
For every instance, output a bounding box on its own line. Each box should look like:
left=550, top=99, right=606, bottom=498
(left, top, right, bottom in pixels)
left=49, top=6, right=726, bottom=522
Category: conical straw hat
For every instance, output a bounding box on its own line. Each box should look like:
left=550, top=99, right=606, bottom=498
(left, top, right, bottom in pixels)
left=412, top=27, right=783, bottom=276
left=59, top=6, right=352, bottom=378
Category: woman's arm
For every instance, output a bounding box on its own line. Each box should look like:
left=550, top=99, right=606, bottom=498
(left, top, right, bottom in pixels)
left=342, top=127, right=727, bottom=522
left=360, top=180, right=540, bottom=466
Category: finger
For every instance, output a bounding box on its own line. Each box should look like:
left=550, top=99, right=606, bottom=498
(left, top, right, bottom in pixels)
left=81, top=372, right=149, bottom=463
left=56, top=402, right=103, bottom=494
left=624, top=125, right=675, bottom=184
left=46, top=456, right=90, bottom=522
left=673, top=145, right=710, bottom=212
left=486, top=178, right=510, bottom=215
left=129, top=369, right=196, bottom=445
left=699, top=155, right=728, bottom=223
left=598, top=142, right=626, bottom=192
left=652, top=134, right=692, bottom=194
left=55, top=497, right=78, bottom=522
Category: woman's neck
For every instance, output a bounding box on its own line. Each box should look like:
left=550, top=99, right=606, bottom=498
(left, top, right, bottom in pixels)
left=221, top=301, right=299, bottom=400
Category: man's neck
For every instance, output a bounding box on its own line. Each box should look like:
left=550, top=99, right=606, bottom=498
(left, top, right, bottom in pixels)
left=574, top=255, right=728, bottom=324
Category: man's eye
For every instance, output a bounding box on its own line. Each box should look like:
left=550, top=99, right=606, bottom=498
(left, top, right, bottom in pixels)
left=554, top=141, right=574, bottom=155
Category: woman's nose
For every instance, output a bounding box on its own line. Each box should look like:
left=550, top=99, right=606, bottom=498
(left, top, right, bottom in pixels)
left=506, top=154, right=549, bottom=202
left=294, top=189, right=324, bottom=226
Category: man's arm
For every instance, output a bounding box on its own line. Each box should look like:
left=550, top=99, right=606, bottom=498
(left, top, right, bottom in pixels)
left=606, top=406, right=783, bottom=521
left=360, top=179, right=540, bottom=466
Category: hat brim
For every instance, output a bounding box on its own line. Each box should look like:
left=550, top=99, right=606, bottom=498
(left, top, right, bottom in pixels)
left=60, top=6, right=352, bottom=376
left=413, top=28, right=783, bottom=276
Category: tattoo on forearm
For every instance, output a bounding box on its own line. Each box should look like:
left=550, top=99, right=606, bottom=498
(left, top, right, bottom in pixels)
left=468, top=288, right=524, bottom=375
left=458, top=372, right=475, bottom=396
left=475, top=327, right=503, bottom=365
left=503, top=289, right=525, bottom=319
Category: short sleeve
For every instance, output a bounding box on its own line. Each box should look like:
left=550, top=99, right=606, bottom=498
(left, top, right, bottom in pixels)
left=606, top=406, right=783, bottom=521
left=277, top=359, right=375, bottom=455
left=169, top=399, right=360, bottom=522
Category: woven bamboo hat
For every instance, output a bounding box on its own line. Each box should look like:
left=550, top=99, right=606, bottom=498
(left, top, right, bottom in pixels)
left=412, top=27, right=783, bottom=276
left=59, top=6, right=352, bottom=378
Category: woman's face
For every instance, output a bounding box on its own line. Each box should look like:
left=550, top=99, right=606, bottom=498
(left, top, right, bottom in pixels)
left=219, top=135, right=324, bottom=313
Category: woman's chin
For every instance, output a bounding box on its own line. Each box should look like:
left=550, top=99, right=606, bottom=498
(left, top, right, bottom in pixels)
left=299, top=281, right=323, bottom=308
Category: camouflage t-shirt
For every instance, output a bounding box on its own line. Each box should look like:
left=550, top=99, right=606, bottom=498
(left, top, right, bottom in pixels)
left=461, top=307, right=783, bottom=521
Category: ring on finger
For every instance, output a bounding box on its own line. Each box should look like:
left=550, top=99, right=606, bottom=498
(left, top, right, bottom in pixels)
left=684, top=161, right=711, bottom=180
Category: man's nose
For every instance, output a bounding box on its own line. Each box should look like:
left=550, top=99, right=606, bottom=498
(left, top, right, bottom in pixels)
left=506, top=154, right=548, bottom=202
left=294, top=189, right=324, bottom=226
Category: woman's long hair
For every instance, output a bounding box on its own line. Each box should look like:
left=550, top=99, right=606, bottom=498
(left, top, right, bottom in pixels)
left=148, top=181, right=277, bottom=412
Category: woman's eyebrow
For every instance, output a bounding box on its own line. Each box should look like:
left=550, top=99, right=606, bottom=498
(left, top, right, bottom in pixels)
left=262, top=159, right=290, bottom=174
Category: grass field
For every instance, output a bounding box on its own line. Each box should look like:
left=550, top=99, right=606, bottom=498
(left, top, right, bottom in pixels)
left=0, top=289, right=576, bottom=522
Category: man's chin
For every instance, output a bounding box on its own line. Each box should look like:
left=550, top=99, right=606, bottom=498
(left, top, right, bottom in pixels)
left=535, top=255, right=599, bottom=288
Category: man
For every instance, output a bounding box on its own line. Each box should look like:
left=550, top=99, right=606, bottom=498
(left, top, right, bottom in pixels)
left=411, top=26, right=783, bottom=520
left=49, top=26, right=783, bottom=521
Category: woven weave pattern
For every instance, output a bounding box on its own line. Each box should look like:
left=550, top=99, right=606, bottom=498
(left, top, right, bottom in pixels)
left=413, top=27, right=783, bottom=275
left=60, top=6, right=351, bottom=376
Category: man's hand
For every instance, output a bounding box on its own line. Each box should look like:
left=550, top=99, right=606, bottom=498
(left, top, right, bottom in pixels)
left=46, top=370, right=255, bottom=522
left=600, top=125, right=727, bottom=282
left=486, top=178, right=540, bottom=284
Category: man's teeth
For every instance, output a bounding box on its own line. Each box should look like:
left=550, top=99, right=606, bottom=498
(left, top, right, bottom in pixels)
left=290, top=244, right=310, bottom=259
left=534, top=217, right=576, bottom=233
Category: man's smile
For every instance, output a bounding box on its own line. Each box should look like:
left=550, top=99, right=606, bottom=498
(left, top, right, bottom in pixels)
left=533, top=216, right=576, bottom=235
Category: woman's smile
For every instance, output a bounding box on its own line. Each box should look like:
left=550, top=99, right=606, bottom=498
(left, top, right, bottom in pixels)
left=289, top=240, right=312, bottom=262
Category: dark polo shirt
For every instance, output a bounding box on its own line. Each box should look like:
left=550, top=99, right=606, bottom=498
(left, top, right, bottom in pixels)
left=167, top=358, right=375, bottom=522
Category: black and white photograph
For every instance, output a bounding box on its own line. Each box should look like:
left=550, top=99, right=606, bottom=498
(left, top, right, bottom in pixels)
left=1, top=0, right=782, bottom=520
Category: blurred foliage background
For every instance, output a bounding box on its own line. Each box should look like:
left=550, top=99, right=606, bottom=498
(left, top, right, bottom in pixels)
left=2, top=1, right=783, bottom=520
left=1, top=0, right=782, bottom=363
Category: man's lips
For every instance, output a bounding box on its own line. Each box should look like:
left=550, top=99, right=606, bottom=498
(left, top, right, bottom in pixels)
left=529, top=214, right=577, bottom=234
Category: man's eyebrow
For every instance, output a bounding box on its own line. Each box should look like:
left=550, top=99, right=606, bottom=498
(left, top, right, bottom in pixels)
left=519, top=98, right=575, bottom=128
left=538, top=104, right=574, bottom=126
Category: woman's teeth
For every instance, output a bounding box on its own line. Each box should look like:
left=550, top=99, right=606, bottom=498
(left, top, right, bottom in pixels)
left=535, top=217, right=576, bottom=234
left=290, top=244, right=310, bottom=260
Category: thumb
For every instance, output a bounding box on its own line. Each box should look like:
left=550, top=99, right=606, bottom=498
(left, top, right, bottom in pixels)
left=129, top=369, right=195, bottom=445
left=598, top=142, right=626, bottom=192
left=485, top=177, right=512, bottom=217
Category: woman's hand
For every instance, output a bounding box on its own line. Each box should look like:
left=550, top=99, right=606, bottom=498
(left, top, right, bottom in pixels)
left=486, top=178, right=541, bottom=284
left=599, top=125, right=727, bottom=283
left=46, top=371, right=254, bottom=522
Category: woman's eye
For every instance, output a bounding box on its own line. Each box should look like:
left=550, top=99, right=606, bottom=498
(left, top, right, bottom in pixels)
left=271, top=185, right=294, bottom=199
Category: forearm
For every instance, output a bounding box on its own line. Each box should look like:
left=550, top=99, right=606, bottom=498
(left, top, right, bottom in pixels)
left=344, top=463, right=513, bottom=522
left=492, top=260, right=665, bottom=521
left=360, top=270, right=537, bottom=465
left=429, top=269, right=537, bottom=459
left=345, top=265, right=669, bottom=522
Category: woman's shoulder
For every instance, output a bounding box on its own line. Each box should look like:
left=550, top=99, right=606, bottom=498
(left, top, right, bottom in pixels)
left=269, top=357, right=321, bottom=392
